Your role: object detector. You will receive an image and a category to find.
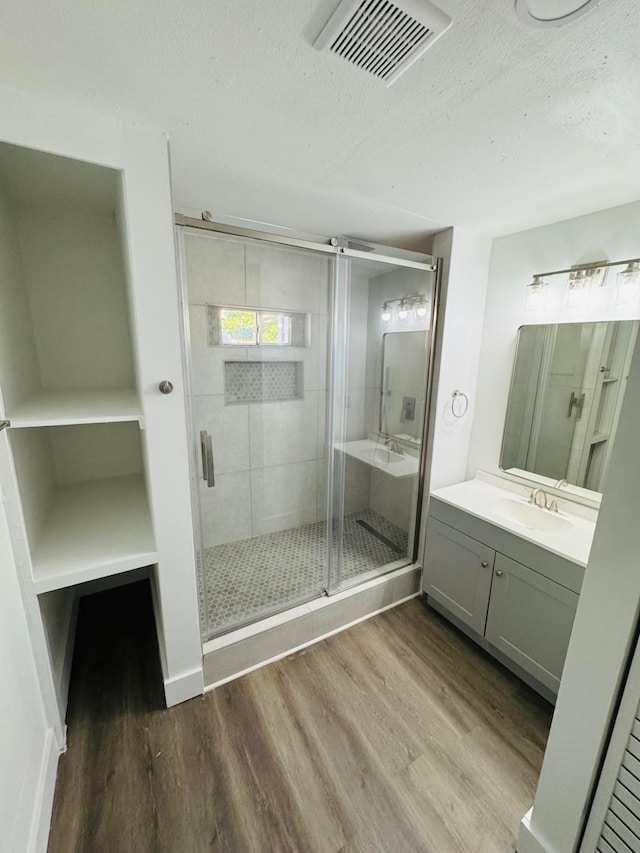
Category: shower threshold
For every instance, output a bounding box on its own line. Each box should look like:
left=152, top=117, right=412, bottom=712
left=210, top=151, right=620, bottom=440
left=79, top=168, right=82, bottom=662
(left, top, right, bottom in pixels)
left=200, top=508, right=409, bottom=639
left=202, top=562, right=422, bottom=691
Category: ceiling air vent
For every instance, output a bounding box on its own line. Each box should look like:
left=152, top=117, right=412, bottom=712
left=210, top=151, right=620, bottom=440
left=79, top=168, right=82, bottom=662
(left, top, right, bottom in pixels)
left=314, top=0, right=452, bottom=86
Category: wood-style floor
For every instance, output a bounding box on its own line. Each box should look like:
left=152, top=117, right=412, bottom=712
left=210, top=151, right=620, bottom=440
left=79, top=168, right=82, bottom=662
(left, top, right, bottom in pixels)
left=48, top=581, right=552, bottom=853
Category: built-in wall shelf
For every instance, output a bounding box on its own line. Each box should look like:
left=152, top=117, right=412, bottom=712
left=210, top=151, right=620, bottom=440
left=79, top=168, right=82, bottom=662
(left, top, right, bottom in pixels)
left=31, top=474, right=157, bottom=593
left=8, top=388, right=142, bottom=428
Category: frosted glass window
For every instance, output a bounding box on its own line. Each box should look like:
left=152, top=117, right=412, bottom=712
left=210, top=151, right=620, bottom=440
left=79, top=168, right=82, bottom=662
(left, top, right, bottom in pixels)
left=208, top=305, right=308, bottom=347
left=219, top=309, right=257, bottom=345
left=259, top=312, right=292, bottom=345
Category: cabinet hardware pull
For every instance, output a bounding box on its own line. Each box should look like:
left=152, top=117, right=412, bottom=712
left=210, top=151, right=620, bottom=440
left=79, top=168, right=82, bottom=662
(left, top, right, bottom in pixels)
left=496, top=569, right=504, bottom=577
left=0, top=419, right=10, bottom=432
left=159, top=380, right=174, bottom=394
left=481, top=560, right=489, bottom=567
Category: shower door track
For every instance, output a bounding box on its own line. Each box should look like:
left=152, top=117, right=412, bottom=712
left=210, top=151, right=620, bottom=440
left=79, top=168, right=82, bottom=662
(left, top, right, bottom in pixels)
left=174, top=213, right=437, bottom=271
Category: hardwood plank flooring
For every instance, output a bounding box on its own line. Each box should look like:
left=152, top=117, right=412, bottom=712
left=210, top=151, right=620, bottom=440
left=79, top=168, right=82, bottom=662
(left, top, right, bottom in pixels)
left=48, top=581, right=552, bottom=853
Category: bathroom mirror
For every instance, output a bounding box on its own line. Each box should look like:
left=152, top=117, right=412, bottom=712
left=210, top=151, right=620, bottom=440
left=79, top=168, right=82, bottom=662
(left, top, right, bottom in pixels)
left=501, top=320, right=638, bottom=495
left=380, top=331, right=428, bottom=444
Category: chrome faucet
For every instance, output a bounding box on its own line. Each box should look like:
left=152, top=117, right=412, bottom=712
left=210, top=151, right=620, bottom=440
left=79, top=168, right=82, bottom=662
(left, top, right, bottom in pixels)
left=554, top=478, right=568, bottom=489
left=529, top=488, right=549, bottom=509
left=384, top=438, right=403, bottom=455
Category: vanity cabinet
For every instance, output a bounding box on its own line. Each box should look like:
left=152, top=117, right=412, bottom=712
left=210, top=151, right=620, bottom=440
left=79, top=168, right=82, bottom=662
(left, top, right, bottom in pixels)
left=426, top=519, right=495, bottom=635
left=484, top=554, right=578, bottom=692
left=424, top=499, right=582, bottom=698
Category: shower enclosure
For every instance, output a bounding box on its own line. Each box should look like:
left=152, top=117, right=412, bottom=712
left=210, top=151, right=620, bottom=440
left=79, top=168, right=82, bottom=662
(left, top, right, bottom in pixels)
left=176, top=222, right=437, bottom=639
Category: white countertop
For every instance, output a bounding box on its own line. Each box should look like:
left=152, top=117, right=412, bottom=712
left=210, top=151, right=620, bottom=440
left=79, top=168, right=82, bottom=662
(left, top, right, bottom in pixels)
left=338, top=439, right=419, bottom=479
left=430, top=472, right=597, bottom=568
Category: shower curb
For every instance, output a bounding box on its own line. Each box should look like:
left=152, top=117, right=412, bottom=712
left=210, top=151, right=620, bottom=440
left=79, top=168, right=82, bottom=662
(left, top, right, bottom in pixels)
left=202, top=564, right=421, bottom=690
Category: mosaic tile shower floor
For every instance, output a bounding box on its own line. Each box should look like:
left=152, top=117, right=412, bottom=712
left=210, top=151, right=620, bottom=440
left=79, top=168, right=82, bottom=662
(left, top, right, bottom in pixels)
left=201, top=509, right=409, bottom=637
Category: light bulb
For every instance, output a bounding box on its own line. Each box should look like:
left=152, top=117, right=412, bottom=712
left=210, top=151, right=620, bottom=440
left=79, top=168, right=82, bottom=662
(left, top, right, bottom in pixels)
left=615, top=261, right=640, bottom=306
left=397, top=300, right=409, bottom=321
left=416, top=298, right=429, bottom=318
left=381, top=304, right=392, bottom=323
left=564, top=269, right=590, bottom=309
left=524, top=275, right=548, bottom=312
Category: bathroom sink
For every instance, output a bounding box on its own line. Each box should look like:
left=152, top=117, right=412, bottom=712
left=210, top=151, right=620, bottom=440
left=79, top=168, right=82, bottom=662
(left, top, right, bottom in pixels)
left=492, top=498, right=573, bottom=532
left=339, top=440, right=419, bottom=478
left=359, top=446, right=404, bottom=465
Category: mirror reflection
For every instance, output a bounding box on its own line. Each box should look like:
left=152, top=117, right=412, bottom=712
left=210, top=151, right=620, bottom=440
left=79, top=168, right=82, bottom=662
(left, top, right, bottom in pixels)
left=380, top=331, right=427, bottom=444
left=501, top=321, right=638, bottom=494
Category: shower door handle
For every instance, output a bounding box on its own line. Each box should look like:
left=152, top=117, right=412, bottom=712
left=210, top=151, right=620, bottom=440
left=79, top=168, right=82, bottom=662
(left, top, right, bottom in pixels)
left=200, top=430, right=215, bottom=488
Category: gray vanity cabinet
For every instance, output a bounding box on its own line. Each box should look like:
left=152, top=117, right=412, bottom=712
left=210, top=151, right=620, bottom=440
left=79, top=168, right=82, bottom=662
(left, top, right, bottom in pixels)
left=485, top=554, right=579, bottom=694
left=424, top=519, right=495, bottom=635
left=423, top=499, right=583, bottom=699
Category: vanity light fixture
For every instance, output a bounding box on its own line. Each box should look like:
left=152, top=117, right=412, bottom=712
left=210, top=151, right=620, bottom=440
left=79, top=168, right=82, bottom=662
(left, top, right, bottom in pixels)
left=615, top=261, right=640, bottom=306
left=525, top=257, right=640, bottom=312
left=379, top=294, right=429, bottom=323
left=524, top=275, right=549, bottom=312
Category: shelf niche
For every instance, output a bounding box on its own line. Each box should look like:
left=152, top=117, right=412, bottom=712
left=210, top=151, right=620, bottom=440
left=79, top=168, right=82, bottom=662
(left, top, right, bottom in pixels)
left=0, top=141, right=140, bottom=427
left=9, top=422, right=157, bottom=593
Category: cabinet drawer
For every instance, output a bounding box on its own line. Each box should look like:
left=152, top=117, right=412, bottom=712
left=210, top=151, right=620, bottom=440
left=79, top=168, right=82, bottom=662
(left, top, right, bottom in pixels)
left=424, top=518, right=495, bottom=636
left=485, top=554, right=579, bottom=693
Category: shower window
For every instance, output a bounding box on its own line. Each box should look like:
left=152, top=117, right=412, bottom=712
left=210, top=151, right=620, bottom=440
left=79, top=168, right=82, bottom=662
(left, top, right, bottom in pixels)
left=209, top=304, right=307, bottom=347
left=219, top=309, right=257, bottom=345
left=259, top=312, right=292, bottom=345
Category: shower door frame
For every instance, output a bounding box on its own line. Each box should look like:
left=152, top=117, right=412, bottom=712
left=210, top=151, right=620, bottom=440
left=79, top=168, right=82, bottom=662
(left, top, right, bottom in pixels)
left=174, top=214, right=441, bottom=637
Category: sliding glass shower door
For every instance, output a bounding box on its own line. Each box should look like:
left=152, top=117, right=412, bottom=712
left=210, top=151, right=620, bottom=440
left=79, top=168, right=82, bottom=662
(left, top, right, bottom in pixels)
left=178, top=225, right=436, bottom=639
left=180, top=228, right=333, bottom=637
left=327, top=253, right=434, bottom=593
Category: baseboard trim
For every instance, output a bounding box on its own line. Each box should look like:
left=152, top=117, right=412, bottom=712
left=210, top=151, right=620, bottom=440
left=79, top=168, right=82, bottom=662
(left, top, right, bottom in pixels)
left=163, top=665, right=204, bottom=707
left=28, top=727, right=61, bottom=853
left=205, top=590, right=421, bottom=692
left=516, top=808, right=551, bottom=853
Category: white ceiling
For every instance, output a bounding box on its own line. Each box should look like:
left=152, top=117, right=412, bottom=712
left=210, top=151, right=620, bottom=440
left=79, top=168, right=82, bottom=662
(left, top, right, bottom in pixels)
left=0, top=0, right=638, bottom=249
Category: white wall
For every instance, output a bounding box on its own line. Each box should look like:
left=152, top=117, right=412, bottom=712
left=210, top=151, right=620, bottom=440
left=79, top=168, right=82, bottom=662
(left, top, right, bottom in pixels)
left=468, top=201, right=640, bottom=481
left=16, top=208, right=134, bottom=391
left=0, top=494, right=52, bottom=853
left=428, top=226, right=492, bottom=490
left=517, top=317, right=640, bottom=853
left=0, top=180, right=41, bottom=412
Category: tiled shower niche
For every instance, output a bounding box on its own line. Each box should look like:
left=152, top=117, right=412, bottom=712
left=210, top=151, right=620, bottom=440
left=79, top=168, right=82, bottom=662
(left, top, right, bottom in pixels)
left=224, top=360, right=304, bottom=404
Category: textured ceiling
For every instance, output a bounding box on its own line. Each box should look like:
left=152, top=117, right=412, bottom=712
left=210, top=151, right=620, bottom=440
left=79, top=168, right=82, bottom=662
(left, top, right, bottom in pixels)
left=0, top=0, right=638, bottom=248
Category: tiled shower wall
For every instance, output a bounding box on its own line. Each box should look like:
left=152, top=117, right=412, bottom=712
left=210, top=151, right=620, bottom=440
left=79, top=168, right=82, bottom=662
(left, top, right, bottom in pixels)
left=185, top=232, right=330, bottom=548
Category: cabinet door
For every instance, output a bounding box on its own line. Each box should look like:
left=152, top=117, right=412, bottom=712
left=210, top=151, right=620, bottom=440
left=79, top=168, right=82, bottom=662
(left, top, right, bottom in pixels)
left=485, top=554, right=579, bottom=694
left=424, top=518, right=495, bottom=635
